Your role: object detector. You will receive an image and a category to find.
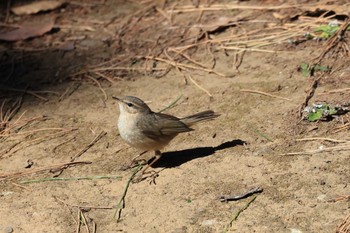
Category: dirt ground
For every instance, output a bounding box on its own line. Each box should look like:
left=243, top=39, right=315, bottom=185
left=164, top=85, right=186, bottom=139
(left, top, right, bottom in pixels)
left=0, top=0, right=349, bottom=232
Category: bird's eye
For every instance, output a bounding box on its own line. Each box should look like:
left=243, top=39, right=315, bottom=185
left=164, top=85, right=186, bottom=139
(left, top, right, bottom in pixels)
left=127, top=103, right=133, bottom=107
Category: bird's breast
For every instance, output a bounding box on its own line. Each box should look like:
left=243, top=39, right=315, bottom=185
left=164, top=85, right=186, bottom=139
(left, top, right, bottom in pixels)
left=117, top=113, right=140, bottom=143
left=117, top=113, right=172, bottom=151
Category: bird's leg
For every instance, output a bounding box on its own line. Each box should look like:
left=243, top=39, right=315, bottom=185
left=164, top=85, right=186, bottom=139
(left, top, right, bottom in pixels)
left=121, top=150, right=148, bottom=170
left=134, top=150, right=162, bottom=182
left=140, top=150, right=162, bottom=174
left=130, top=150, right=148, bottom=165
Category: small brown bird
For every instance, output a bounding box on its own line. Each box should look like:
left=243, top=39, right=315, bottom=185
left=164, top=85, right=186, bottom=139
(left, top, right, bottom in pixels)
left=113, top=96, right=219, bottom=180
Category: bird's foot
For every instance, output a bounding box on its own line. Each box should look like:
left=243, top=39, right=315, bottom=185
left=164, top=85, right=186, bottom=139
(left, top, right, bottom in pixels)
left=120, top=159, right=147, bottom=171
left=132, top=169, right=160, bottom=184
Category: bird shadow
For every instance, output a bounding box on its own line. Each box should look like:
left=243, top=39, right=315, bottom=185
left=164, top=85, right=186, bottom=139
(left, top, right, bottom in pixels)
left=151, top=139, right=246, bottom=168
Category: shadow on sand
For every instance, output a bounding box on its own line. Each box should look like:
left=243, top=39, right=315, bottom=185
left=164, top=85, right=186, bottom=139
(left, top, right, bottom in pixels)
left=151, top=139, right=246, bottom=168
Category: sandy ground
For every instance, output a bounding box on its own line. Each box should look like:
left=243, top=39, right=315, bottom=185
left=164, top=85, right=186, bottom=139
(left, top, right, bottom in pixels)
left=0, top=0, right=349, bottom=232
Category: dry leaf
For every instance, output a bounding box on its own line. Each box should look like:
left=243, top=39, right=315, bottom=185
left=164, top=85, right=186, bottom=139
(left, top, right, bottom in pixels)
left=11, top=1, right=64, bottom=15
left=0, top=21, right=55, bottom=41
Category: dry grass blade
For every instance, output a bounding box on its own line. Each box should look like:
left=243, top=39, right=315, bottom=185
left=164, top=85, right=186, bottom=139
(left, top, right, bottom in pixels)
left=55, top=196, right=115, bottom=210
left=281, top=144, right=350, bottom=156
left=80, top=209, right=90, bottom=233
left=167, top=3, right=313, bottom=13
left=20, top=175, right=121, bottom=184
left=318, top=88, right=350, bottom=95
left=334, top=123, right=350, bottom=133
left=88, top=66, right=166, bottom=73
left=70, top=131, right=107, bottom=162
left=76, top=208, right=81, bottom=233
left=336, top=213, right=350, bottom=233
left=54, top=196, right=78, bottom=225
left=0, top=87, right=53, bottom=101
left=1, top=127, right=72, bottom=137
left=167, top=48, right=210, bottom=69
left=59, top=82, right=81, bottom=102
left=188, top=75, right=213, bottom=97
left=0, top=161, right=92, bottom=181
left=93, top=71, right=118, bottom=83
left=240, top=89, right=291, bottom=101
left=0, top=114, right=47, bottom=138
left=220, top=46, right=277, bottom=53
left=0, top=97, right=22, bottom=131
left=0, top=128, right=77, bottom=158
left=143, top=56, right=228, bottom=77
left=296, top=138, right=349, bottom=143
left=85, top=74, right=108, bottom=101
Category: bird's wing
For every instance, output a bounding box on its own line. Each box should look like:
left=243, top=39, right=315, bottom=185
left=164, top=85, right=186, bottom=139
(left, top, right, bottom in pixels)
left=138, top=113, right=193, bottom=140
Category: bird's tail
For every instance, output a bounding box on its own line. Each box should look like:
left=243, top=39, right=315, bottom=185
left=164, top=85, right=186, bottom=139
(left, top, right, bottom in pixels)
left=180, top=110, right=220, bottom=127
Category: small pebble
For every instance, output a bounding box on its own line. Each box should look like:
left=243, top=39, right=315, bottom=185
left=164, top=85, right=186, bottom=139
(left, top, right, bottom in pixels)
left=4, top=227, right=13, bottom=233
left=290, top=228, right=302, bottom=233
left=201, top=219, right=218, bottom=226
left=317, top=194, right=327, bottom=201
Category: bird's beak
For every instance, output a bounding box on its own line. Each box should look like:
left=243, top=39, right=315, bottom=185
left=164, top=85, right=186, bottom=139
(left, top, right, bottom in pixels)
left=112, top=96, right=121, bottom=102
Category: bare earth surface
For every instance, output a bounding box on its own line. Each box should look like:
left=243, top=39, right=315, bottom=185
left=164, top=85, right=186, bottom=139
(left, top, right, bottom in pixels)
left=0, top=0, right=349, bottom=232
